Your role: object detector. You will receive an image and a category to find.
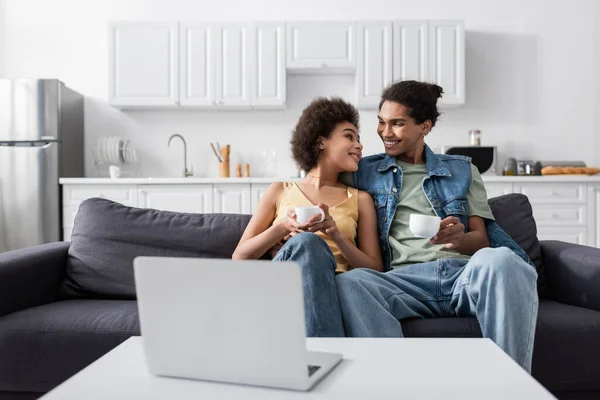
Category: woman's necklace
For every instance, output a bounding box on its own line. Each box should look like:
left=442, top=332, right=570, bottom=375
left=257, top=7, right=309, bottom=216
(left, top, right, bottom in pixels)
left=306, top=174, right=338, bottom=185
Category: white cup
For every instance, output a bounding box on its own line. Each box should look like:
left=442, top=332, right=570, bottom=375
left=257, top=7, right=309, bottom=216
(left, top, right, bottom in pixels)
left=409, top=214, right=441, bottom=238
left=295, top=206, right=325, bottom=224
left=109, top=165, right=121, bottom=179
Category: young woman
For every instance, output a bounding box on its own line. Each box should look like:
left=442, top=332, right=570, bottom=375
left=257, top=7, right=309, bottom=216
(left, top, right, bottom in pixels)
left=232, top=97, right=383, bottom=337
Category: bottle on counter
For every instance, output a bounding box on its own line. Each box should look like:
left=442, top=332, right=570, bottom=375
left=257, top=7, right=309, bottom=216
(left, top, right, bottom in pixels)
left=502, top=158, right=518, bottom=176
left=469, top=130, right=481, bottom=146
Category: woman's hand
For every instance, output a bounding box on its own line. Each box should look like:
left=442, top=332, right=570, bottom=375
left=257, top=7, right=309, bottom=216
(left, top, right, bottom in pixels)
left=306, top=204, right=341, bottom=241
left=268, top=232, right=296, bottom=258
left=274, top=209, right=310, bottom=237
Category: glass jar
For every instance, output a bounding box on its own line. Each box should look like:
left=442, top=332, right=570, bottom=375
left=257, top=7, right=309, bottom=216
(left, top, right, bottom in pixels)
left=469, top=130, right=481, bottom=146
left=502, top=160, right=515, bottom=176
left=517, top=159, right=534, bottom=175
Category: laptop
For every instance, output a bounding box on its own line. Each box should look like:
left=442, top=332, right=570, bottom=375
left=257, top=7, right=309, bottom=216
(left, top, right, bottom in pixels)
left=133, top=257, right=343, bottom=391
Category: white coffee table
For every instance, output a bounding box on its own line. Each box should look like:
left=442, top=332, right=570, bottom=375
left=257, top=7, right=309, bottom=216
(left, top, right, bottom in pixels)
left=41, top=337, right=555, bottom=399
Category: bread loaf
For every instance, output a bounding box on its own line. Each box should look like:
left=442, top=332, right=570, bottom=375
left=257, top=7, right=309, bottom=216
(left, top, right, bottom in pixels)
left=541, top=166, right=600, bottom=175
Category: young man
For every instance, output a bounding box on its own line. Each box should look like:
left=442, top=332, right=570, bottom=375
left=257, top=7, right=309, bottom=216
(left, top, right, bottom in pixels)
left=337, top=80, right=539, bottom=373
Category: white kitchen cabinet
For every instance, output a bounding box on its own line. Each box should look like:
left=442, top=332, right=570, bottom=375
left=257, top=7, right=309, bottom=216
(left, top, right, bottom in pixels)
left=181, top=23, right=278, bottom=109
left=513, top=183, right=587, bottom=204
left=215, top=24, right=251, bottom=108
left=536, top=226, right=588, bottom=246
left=589, top=184, right=600, bottom=248
left=109, top=22, right=179, bottom=107
left=251, top=184, right=271, bottom=212
left=250, top=23, right=286, bottom=109
left=62, top=184, right=138, bottom=241
left=428, top=20, right=465, bottom=106
left=138, top=185, right=213, bottom=213
left=484, top=182, right=513, bottom=200
left=63, top=185, right=138, bottom=207
left=287, top=22, right=356, bottom=72
left=393, top=21, right=428, bottom=83
left=179, top=23, right=215, bottom=107
left=515, top=182, right=587, bottom=247
left=530, top=204, right=588, bottom=226
left=355, top=21, right=392, bottom=109
left=213, top=184, right=251, bottom=214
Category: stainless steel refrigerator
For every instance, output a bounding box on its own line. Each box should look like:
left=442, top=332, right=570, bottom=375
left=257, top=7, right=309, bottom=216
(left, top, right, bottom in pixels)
left=0, top=79, right=84, bottom=253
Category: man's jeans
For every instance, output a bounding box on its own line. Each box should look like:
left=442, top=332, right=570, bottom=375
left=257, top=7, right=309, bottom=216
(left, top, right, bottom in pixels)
left=336, top=247, right=539, bottom=372
left=273, top=232, right=345, bottom=337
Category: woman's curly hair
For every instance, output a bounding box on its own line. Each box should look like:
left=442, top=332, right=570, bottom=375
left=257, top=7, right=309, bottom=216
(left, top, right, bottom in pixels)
left=379, top=80, right=443, bottom=128
left=291, top=97, right=359, bottom=172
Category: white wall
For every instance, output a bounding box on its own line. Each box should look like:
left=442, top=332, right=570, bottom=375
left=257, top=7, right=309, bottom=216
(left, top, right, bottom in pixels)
left=2, top=0, right=599, bottom=178
left=0, top=0, right=5, bottom=77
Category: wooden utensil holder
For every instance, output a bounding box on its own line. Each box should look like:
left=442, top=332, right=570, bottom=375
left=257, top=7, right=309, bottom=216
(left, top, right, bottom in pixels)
left=219, top=161, right=230, bottom=178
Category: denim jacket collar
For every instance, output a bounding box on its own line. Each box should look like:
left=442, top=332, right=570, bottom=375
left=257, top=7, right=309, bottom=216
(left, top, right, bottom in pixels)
left=376, top=144, right=452, bottom=177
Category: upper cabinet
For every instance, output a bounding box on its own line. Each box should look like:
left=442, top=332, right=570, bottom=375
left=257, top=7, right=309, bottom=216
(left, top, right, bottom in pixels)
left=393, top=21, right=428, bottom=83
left=356, top=20, right=464, bottom=109
left=428, top=20, right=465, bottom=106
left=109, top=19, right=464, bottom=110
left=109, top=22, right=179, bottom=107
left=214, top=24, right=251, bottom=109
left=355, top=21, right=392, bottom=108
left=179, top=23, right=214, bottom=107
left=110, top=22, right=285, bottom=109
left=287, top=22, right=356, bottom=73
left=250, top=23, right=286, bottom=109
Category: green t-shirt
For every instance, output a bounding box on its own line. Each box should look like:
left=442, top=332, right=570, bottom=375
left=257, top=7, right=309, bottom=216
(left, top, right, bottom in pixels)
left=389, top=161, right=495, bottom=269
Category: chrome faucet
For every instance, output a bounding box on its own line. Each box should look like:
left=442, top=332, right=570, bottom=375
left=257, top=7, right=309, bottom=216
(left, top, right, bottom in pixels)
left=168, top=134, right=193, bottom=177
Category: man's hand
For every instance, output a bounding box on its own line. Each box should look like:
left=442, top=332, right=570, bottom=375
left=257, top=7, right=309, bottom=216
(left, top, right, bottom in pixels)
left=430, top=216, right=465, bottom=249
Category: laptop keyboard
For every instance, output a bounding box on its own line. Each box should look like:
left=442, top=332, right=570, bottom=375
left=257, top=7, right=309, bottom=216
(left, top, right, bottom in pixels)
left=308, top=365, right=321, bottom=377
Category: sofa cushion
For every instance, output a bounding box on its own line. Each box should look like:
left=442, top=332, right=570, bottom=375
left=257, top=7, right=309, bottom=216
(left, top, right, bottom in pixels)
left=60, top=198, right=252, bottom=299
left=487, top=193, right=547, bottom=294
left=0, top=300, right=140, bottom=393
left=402, top=299, right=600, bottom=393
left=487, top=193, right=542, bottom=270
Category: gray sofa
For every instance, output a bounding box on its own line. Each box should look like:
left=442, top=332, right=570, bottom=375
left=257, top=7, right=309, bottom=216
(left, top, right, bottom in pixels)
left=1, top=194, right=599, bottom=400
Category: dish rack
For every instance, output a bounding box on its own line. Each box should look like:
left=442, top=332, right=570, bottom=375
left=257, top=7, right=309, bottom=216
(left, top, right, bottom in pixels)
left=91, top=136, right=141, bottom=178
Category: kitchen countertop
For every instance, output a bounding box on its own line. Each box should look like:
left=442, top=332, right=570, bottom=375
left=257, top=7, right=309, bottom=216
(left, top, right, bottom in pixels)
left=59, top=175, right=600, bottom=184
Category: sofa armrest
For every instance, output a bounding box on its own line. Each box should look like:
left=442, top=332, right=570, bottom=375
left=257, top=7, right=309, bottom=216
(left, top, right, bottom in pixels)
left=541, top=240, right=600, bottom=312
left=0, top=242, right=70, bottom=317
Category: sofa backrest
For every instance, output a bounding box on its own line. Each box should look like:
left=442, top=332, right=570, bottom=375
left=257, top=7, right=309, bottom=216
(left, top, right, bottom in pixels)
left=61, top=193, right=543, bottom=299
left=60, top=198, right=252, bottom=299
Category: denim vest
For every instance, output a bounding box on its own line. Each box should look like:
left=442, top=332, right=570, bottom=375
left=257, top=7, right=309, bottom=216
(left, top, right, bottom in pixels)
left=349, top=144, right=533, bottom=271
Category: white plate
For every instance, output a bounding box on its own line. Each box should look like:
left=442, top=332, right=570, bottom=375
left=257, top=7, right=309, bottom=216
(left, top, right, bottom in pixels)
left=100, top=137, right=108, bottom=163
left=111, top=137, right=119, bottom=164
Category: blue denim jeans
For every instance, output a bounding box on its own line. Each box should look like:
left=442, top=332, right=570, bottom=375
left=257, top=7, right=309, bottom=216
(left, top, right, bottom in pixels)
left=272, top=232, right=345, bottom=337
left=336, top=247, right=539, bottom=372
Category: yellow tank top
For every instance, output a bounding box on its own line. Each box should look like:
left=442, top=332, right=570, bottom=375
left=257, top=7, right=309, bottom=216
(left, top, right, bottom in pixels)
left=275, top=182, right=359, bottom=273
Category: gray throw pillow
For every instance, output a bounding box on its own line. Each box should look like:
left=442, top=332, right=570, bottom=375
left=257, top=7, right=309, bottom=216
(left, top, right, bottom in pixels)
left=60, top=198, right=251, bottom=299
left=488, top=193, right=547, bottom=295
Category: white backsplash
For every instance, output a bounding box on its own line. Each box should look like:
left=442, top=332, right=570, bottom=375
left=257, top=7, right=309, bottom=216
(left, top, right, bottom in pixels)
left=85, top=74, right=570, bottom=179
